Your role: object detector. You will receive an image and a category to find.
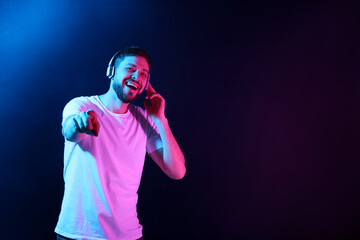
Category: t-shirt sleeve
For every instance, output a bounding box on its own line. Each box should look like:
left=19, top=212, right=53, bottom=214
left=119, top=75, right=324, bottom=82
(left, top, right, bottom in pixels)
left=62, top=97, right=92, bottom=127
left=146, top=117, right=163, bottom=154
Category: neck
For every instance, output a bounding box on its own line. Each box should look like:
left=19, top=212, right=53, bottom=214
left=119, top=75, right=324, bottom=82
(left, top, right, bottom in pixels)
left=99, top=88, right=129, bottom=114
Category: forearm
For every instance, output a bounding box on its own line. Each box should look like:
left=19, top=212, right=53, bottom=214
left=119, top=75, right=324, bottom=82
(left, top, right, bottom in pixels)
left=154, top=118, right=186, bottom=179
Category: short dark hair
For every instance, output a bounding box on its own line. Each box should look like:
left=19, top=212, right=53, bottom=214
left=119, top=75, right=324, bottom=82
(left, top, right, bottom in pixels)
left=113, top=46, right=152, bottom=69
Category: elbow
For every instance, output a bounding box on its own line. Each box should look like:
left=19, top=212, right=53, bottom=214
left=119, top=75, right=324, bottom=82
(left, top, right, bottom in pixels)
left=169, top=165, right=186, bottom=180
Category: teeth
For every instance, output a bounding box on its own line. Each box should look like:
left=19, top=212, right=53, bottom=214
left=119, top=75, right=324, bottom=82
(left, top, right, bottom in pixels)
left=125, top=81, right=138, bottom=90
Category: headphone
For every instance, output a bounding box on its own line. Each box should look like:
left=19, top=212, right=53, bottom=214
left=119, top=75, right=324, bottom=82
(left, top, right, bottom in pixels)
left=106, top=51, right=150, bottom=93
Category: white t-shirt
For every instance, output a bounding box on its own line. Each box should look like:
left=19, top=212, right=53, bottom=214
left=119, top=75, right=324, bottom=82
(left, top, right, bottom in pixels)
left=55, top=96, right=163, bottom=240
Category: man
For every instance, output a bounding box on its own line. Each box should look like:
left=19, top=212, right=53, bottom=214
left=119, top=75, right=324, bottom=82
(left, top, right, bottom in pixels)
left=55, top=47, right=186, bottom=240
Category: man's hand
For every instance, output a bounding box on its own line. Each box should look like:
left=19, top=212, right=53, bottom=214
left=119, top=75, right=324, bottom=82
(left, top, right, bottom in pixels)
left=144, top=83, right=186, bottom=180
left=144, top=83, right=166, bottom=121
left=73, top=110, right=100, bottom=136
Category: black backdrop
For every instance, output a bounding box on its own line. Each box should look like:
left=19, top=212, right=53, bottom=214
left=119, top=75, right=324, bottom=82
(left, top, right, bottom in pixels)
left=0, top=1, right=359, bottom=239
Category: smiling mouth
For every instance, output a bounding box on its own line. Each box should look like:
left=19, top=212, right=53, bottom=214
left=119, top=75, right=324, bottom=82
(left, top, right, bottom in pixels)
left=124, top=80, right=140, bottom=90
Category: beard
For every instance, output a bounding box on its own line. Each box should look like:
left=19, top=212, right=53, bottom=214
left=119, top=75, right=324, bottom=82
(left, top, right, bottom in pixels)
left=112, top=80, right=141, bottom=103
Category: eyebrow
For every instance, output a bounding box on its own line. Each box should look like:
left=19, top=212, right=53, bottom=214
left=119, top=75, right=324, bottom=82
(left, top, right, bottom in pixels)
left=126, top=64, right=149, bottom=73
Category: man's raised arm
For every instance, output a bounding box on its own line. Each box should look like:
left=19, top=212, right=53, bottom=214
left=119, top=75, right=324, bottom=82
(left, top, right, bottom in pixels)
left=144, top=83, right=186, bottom=180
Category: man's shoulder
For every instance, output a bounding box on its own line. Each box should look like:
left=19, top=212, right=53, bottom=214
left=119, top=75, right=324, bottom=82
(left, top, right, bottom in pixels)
left=66, top=95, right=97, bottom=106
left=63, top=96, right=100, bottom=113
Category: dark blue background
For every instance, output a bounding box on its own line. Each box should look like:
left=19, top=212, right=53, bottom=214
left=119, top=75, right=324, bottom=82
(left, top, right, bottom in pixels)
left=0, top=0, right=359, bottom=239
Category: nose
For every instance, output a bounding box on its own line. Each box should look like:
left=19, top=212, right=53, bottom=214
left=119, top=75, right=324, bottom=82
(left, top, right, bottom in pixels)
left=131, top=71, right=139, bottom=80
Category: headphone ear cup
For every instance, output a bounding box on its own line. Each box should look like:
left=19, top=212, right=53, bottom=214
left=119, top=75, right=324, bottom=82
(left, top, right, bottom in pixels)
left=106, top=66, right=114, bottom=79
left=107, top=50, right=121, bottom=79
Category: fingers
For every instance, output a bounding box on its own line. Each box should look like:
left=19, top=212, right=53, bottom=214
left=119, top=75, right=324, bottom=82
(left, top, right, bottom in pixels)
left=93, top=120, right=100, bottom=137
left=88, top=110, right=100, bottom=136
left=145, top=93, right=164, bottom=104
left=145, top=83, right=165, bottom=105
left=87, top=110, right=100, bottom=136
left=74, top=110, right=100, bottom=136
left=146, top=82, right=156, bottom=95
left=147, top=93, right=162, bottom=100
left=87, top=110, right=97, bottom=119
left=74, top=114, right=85, bottom=132
left=143, top=100, right=150, bottom=111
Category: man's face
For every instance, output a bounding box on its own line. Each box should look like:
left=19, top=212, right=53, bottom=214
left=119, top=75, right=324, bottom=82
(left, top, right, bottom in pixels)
left=112, top=55, right=150, bottom=103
